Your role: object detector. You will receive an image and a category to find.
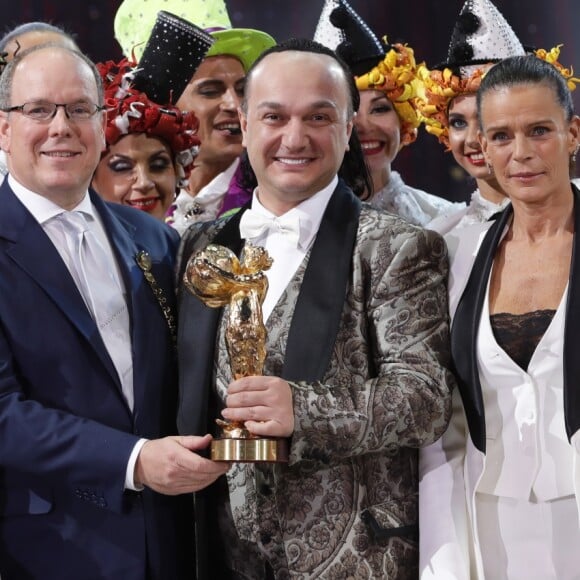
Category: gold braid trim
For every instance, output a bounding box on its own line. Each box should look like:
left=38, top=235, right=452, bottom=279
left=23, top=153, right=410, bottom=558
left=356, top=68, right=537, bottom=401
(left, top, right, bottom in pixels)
left=135, top=251, right=177, bottom=347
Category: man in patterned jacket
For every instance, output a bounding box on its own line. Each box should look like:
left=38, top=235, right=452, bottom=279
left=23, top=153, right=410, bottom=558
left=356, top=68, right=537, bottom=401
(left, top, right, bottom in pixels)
left=176, top=38, right=454, bottom=579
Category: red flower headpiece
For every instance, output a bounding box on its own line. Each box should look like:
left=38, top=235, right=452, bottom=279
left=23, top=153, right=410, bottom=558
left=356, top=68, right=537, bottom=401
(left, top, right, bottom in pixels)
left=96, top=58, right=200, bottom=186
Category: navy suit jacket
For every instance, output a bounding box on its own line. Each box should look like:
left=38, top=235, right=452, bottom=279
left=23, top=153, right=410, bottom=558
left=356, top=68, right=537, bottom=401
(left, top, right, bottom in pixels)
left=0, top=181, right=194, bottom=580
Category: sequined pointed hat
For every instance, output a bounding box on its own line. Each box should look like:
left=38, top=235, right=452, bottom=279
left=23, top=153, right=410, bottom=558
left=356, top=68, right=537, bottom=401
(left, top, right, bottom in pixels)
left=416, top=0, right=525, bottom=148
left=114, top=0, right=230, bottom=61
left=314, top=0, right=386, bottom=77
left=442, top=0, right=525, bottom=77
left=314, top=0, right=422, bottom=148
left=114, top=0, right=275, bottom=74
left=131, top=11, right=214, bottom=105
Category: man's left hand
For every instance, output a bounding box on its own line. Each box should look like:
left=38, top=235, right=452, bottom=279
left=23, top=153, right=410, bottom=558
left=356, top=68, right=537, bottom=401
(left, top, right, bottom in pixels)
left=221, top=376, right=294, bottom=438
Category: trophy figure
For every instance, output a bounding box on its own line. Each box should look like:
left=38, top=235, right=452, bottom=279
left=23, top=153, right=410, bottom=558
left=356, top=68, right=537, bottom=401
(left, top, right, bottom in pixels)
left=183, top=243, right=289, bottom=462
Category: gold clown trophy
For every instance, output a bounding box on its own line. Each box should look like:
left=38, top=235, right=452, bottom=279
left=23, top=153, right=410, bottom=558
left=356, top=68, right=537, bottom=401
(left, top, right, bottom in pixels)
left=183, top=243, right=289, bottom=463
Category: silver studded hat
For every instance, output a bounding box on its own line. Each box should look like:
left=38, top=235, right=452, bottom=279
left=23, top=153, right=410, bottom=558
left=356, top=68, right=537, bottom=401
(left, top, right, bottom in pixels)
left=131, top=11, right=214, bottom=105
left=444, top=0, right=525, bottom=77
left=313, top=0, right=342, bottom=49
left=114, top=0, right=230, bottom=61
left=314, top=0, right=387, bottom=77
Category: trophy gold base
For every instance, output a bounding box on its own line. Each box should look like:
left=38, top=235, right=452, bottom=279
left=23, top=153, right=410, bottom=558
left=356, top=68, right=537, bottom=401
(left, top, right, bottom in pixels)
left=211, top=437, right=289, bottom=462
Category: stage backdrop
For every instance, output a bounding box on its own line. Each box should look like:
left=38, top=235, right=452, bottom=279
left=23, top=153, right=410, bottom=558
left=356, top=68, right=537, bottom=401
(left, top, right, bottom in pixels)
left=2, top=0, right=579, bottom=201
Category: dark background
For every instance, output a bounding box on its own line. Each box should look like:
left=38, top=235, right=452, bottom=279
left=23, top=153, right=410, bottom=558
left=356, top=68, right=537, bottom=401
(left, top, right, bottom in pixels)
left=3, top=0, right=579, bottom=201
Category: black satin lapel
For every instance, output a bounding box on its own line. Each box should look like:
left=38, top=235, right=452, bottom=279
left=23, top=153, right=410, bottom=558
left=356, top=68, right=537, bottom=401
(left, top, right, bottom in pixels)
left=282, top=182, right=362, bottom=382
left=213, top=203, right=249, bottom=254
left=564, top=185, right=580, bottom=440
left=177, top=208, right=248, bottom=435
left=451, top=205, right=513, bottom=453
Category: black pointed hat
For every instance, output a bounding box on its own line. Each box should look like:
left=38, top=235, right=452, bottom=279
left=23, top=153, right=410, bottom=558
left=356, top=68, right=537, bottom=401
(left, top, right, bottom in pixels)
left=131, top=11, right=214, bottom=105
left=441, top=0, right=524, bottom=76
left=314, top=0, right=388, bottom=77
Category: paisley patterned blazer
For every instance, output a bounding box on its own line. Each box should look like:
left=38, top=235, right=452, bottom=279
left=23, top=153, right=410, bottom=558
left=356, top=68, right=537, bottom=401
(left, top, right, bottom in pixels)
left=176, top=181, right=454, bottom=579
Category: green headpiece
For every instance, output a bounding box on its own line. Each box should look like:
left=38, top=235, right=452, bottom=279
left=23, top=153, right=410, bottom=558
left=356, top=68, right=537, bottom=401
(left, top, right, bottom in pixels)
left=114, top=0, right=275, bottom=72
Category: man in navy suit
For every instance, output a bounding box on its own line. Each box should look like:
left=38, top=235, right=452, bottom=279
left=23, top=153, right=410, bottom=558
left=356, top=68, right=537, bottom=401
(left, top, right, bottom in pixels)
left=0, top=44, right=227, bottom=579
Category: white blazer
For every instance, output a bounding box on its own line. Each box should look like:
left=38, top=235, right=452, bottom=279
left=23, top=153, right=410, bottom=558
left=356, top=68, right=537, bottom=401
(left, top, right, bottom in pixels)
left=419, top=204, right=580, bottom=579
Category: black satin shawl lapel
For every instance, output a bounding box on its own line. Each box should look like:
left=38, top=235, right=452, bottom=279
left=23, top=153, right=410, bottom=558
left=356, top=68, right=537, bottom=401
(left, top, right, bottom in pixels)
left=177, top=207, right=248, bottom=435
left=451, top=205, right=513, bottom=453
left=282, top=182, right=362, bottom=382
left=564, top=185, right=580, bottom=440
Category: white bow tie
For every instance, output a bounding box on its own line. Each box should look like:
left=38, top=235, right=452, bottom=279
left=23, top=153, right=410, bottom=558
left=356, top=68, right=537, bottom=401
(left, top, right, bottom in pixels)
left=239, top=209, right=301, bottom=247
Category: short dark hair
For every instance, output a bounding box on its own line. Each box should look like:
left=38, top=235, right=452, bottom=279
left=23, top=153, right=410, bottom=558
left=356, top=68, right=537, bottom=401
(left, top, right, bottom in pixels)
left=240, top=37, right=372, bottom=198
left=477, top=55, right=575, bottom=130
left=242, top=37, right=359, bottom=117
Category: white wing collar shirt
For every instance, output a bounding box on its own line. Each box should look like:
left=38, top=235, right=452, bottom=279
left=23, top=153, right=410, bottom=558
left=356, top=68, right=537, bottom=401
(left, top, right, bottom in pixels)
left=239, top=176, right=337, bottom=321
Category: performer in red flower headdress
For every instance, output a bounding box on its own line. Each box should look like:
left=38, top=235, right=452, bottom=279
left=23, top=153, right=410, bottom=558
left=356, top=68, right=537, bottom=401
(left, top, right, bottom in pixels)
left=92, top=47, right=202, bottom=221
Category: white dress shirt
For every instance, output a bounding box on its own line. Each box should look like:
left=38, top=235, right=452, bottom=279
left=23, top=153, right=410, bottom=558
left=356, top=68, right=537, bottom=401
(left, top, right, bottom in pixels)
left=240, top=176, right=337, bottom=321
left=171, top=158, right=239, bottom=235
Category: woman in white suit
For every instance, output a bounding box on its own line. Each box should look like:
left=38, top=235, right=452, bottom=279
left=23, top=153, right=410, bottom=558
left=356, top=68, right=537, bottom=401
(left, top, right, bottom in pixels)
left=420, top=55, right=580, bottom=579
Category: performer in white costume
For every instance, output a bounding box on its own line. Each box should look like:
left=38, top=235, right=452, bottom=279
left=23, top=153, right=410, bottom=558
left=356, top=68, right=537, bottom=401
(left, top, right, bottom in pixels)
left=314, top=0, right=464, bottom=226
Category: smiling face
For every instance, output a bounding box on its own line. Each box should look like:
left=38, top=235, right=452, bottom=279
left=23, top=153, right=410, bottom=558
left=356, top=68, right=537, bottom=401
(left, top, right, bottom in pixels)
left=480, top=82, right=580, bottom=205
left=447, top=93, right=488, bottom=179
left=354, top=89, right=400, bottom=192
left=92, top=133, right=177, bottom=220
left=176, top=55, right=245, bottom=171
left=0, top=47, right=106, bottom=208
left=240, top=51, right=353, bottom=215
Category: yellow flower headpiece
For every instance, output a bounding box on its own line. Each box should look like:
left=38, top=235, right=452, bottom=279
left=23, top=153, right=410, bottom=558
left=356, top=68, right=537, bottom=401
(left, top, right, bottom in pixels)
left=355, top=42, right=422, bottom=148
left=534, top=45, right=579, bottom=92
left=414, top=65, right=485, bottom=150
left=415, top=45, right=578, bottom=151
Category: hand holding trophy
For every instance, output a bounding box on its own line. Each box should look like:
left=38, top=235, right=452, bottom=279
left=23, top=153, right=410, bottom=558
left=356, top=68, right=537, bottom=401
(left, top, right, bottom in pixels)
left=183, top=243, right=289, bottom=462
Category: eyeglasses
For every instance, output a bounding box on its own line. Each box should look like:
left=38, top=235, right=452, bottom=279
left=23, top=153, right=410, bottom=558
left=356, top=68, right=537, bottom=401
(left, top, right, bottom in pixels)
left=1, top=101, right=105, bottom=122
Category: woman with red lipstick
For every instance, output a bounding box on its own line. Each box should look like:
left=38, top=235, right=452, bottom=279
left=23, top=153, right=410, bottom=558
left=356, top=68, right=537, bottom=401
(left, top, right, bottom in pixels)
left=417, top=0, right=527, bottom=234
left=420, top=54, right=580, bottom=579
left=316, top=0, right=463, bottom=226
left=91, top=58, right=201, bottom=221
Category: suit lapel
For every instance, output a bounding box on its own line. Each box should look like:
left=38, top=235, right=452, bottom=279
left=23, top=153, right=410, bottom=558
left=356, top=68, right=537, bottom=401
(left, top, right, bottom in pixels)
left=177, top=207, right=247, bottom=435
left=451, top=205, right=512, bottom=453
left=282, top=181, right=361, bottom=381
left=0, top=184, right=121, bottom=388
left=564, top=184, right=580, bottom=439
